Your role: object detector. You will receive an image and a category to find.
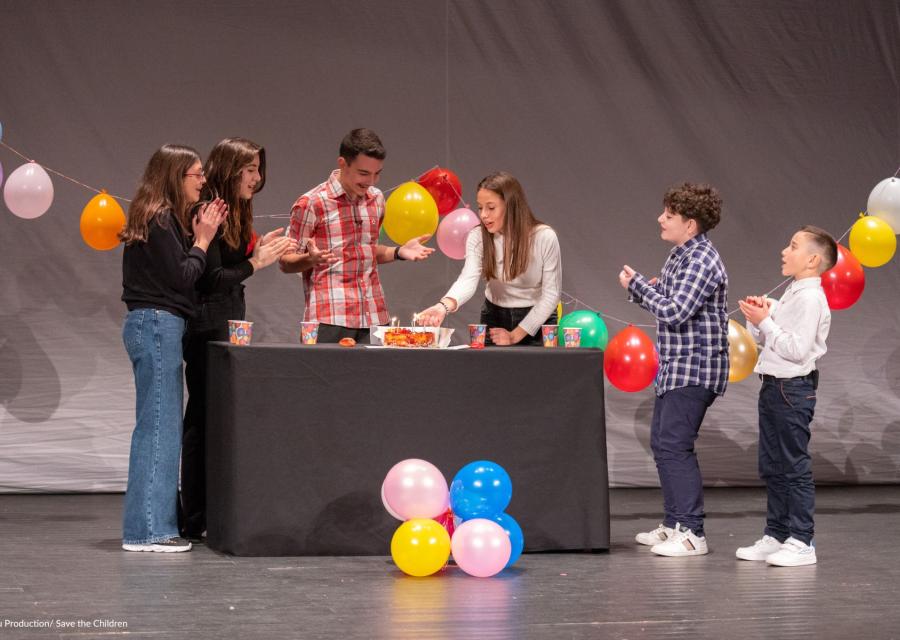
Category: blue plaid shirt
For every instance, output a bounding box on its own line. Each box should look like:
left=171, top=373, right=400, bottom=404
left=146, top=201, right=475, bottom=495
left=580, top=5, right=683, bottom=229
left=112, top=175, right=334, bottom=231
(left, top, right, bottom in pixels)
left=628, top=233, right=729, bottom=397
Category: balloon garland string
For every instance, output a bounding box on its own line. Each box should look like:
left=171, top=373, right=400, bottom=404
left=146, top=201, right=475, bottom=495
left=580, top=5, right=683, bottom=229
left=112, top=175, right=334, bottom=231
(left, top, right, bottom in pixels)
left=0, top=140, right=132, bottom=203
left=253, top=165, right=443, bottom=220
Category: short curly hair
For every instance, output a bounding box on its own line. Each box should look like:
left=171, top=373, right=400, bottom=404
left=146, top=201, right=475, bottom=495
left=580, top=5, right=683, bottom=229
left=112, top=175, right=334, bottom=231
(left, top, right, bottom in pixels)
left=663, top=182, right=722, bottom=233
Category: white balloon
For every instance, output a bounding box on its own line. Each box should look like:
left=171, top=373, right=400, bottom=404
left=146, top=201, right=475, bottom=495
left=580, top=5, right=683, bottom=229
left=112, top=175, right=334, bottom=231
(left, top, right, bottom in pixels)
left=3, top=162, right=54, bottom=219
left=867, top=177, right=900, bottom=234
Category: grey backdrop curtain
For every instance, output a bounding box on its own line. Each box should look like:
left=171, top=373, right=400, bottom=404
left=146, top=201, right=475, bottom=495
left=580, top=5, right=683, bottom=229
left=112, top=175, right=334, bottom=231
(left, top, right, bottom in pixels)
left=0, top=0, right=898, bottom=491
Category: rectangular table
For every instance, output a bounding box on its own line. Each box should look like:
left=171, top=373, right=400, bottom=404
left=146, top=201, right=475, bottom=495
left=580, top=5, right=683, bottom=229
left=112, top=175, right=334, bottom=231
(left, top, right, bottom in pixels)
left=205, top=342, right=608, bottom=556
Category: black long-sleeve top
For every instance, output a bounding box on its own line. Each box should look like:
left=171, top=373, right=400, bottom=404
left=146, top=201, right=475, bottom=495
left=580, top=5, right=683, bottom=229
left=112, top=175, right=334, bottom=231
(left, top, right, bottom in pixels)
left=196, top=230, right=254, bottom=298
left=121, top=210, right=207, bottom=319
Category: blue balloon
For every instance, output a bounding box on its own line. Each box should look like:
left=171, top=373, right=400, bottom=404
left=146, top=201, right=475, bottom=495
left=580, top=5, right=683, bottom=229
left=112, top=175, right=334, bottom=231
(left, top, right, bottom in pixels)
left=449, top=460, right=512, bottom=520
left=493, top=513, right=524, bottom=567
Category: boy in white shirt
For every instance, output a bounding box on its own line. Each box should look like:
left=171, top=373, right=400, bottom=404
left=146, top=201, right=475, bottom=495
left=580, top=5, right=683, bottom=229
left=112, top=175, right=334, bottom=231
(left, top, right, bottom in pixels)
left=736, top=225, right=837, bottom=567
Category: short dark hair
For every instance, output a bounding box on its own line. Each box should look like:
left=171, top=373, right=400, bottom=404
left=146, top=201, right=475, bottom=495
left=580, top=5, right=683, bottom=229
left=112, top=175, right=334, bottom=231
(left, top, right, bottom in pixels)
left=663, top=182, right=722, bottom=233
left=339, top=128, right=386, bottom=163
left=799, top=225, right=838, bottom=273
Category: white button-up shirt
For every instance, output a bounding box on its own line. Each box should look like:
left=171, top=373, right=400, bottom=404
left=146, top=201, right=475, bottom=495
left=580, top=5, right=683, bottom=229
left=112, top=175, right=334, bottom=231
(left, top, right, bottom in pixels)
left=748, top=276, right=831, bottom=378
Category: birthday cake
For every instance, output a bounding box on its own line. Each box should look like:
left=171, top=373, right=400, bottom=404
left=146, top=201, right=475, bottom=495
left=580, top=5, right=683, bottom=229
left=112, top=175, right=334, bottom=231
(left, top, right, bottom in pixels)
left=383, top=328, right=436, bottom=348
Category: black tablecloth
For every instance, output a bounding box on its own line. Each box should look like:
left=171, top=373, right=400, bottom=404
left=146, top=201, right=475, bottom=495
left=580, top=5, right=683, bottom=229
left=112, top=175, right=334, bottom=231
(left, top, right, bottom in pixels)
left=205, top=343, right=608, bottom=556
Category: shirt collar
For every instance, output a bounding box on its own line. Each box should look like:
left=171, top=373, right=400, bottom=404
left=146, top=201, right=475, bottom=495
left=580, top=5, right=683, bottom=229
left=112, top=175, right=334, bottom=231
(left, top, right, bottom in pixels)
left=325, top=169, right=375, bottom=204
left=670, top=232, right=708, bottom=258
left=786, top=276, right=822, bottom=293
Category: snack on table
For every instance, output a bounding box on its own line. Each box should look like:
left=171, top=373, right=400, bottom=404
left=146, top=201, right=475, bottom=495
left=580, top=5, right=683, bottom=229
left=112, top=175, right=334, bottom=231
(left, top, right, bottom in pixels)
left=383, top=328, right=435, bottom=347
left=339, top=337, right=356, bottom=347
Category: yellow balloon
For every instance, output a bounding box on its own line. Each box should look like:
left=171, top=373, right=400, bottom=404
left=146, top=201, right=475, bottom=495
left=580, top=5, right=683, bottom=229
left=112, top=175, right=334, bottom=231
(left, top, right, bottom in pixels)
left=849, top=215, right=896, bottom=267
left=556, top=301, right=563, bottom=322
left=80, top=191, right=125, bottom=251
left=728, top=319, right=758, bottom=383
left=390, top=518, right=450, bottom=577
left=383, top=182, right=439, bottom=245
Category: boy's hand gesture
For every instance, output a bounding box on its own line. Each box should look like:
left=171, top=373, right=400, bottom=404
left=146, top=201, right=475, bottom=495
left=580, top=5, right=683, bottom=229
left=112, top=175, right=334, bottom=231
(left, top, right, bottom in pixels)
left=738, top=296, right=771, bottom=326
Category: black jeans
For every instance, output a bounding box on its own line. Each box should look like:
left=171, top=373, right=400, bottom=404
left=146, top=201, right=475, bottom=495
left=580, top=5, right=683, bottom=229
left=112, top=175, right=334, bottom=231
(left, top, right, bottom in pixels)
left=316, top=324, right=371, bottom=344
left=479, top=298, right=557, bottom=346
left=758, top=372, right=818, bottom=545
left=650, top=385, right=717, bottom=537
left=180, top=287, right=245, bottom=538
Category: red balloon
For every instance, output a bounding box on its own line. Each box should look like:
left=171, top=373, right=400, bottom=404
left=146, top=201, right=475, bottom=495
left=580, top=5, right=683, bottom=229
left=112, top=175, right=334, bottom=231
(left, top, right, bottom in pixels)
left=604, top=326, right=659, bottom=392
left=417, top=167, right=462, bottom=215
left=822, top=244, right=865, bottom=310
left=434, top=508, right=456, bottom=539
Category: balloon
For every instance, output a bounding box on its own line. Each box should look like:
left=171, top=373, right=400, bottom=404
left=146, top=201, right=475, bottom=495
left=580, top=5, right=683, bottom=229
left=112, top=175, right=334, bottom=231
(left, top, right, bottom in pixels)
left=382, top=459, right=449, bottom=520
left=4, top=161, right=54, bottom=219
left=434, top=508, right=456, bottom=539
left=450, top=519, right=511, bottom=578
left=604, top=326, right=659, bottom=392
left=822, top=244, right=865, bottom=310
left=436, top=208, right=479, bottom=259
left=80, top=191, right=126, bottom=251
left=383, top=182, right=439, bottom=245
left=849, top=215, right=896, bottom=267
left=449, top=460, right=512, bottom=520
left=559, top=310, right=609, bottom=349
left=727, top=319, right=758, bottom=383
left=417, top=167, right=462, bottom=215
left=867, top=177, right=900, bottom=234
left=492, top=513, right=524, bottom=567
left=391, top=518, right=451, bottom=577
left=381, top=482, right=404, bottom=521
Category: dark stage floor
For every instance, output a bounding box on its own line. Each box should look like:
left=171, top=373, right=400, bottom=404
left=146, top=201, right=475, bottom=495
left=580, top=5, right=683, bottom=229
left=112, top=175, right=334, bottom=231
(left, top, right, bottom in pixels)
left=1, top=486, right=898, bottom=639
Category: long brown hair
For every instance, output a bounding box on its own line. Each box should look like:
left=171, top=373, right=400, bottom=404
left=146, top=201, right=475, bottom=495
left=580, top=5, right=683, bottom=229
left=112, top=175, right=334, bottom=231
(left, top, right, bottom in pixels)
left=202, top=138, right=265, bottom=249
left=478, top=171, right=544, bottom=281
left=119, top=144, right=201, bottom=245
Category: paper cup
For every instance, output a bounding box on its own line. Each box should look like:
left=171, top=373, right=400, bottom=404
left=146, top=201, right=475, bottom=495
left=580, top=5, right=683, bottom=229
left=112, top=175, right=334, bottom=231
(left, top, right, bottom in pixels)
left=468, top=324, right=487, bottom=349
left=563, top=326, right=582, bottom=349
left=300, top=321, right=319, bottom=345
left=228, top=320, right=253, bottom=346
left=541, top=324, right=558, bottom=347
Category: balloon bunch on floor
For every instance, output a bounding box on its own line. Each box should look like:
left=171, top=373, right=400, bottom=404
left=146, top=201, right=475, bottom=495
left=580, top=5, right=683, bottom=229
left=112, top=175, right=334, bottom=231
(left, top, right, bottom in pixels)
left=382, top=459, right=523, bottom=578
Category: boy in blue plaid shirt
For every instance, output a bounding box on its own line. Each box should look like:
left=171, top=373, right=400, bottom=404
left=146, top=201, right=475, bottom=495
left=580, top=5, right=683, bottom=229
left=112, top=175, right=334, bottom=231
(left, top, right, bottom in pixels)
left=619, top=182, right=729, bottom=557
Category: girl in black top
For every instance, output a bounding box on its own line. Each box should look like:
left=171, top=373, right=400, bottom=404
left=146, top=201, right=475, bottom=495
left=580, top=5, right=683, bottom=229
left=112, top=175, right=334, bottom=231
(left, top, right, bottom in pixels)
left=180, top=138, right=295, bottom=540
left=120, top=144, right=227, bottom=552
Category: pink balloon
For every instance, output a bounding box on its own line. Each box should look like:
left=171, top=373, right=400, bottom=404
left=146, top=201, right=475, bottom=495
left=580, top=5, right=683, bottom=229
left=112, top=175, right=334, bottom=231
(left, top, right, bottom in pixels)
left=436, top=208, right=480, bottom=260
left=450, top=518, right=511, bottom=577
left=382, top=459, right=449, bottom=520
left=4, top=161, right=54, bottom=219
left=381, top=482, right=405, bottom=520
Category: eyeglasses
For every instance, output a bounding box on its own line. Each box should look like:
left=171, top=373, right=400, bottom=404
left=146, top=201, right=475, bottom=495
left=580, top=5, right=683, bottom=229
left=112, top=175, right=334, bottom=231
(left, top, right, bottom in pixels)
left=184, top=171, right=206, bottom=179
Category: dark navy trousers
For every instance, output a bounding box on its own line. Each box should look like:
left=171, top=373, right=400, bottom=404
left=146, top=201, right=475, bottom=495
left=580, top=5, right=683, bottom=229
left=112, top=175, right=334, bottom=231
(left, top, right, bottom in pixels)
left=758, top=372, right=817, bottom=545
left=650, top=385, right=717, bottom=537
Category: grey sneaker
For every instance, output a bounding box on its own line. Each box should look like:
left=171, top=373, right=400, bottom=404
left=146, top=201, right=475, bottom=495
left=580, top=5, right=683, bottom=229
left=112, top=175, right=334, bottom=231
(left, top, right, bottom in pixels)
left=123, top=537, right=193, bottom=553
left=636, top=523, right=675, bottom=546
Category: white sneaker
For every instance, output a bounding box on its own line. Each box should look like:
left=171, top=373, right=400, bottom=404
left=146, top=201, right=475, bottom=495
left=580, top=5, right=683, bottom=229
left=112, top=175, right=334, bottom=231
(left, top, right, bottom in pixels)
left=736, top=535, right=783, bottom=561
left=122, top=537, right=192, bottom=553
left=636, top=523, right=675, bottom=546
left=766, top=537, right=816, bottom=567
left=650, top=524, right=708, bottom=557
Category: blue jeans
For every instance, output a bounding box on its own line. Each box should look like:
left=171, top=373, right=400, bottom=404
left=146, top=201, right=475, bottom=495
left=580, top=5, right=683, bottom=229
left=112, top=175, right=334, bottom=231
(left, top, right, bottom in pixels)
left=122, top=308, right=186, bottom=544
left=650, top=385, right=717, bottom=537
left=758, top=373, right=817, bottom=545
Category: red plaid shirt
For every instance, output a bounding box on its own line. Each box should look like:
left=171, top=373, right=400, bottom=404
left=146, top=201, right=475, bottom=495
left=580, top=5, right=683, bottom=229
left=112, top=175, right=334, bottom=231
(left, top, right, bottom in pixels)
left=288, top=170, right=389, bottom=328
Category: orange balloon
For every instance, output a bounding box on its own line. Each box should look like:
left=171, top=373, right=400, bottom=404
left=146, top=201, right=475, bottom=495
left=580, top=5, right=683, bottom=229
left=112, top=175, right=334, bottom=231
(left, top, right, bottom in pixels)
left=80, top=192, right=125, bottom=250
left=727, top=319, right=758, bottom=383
